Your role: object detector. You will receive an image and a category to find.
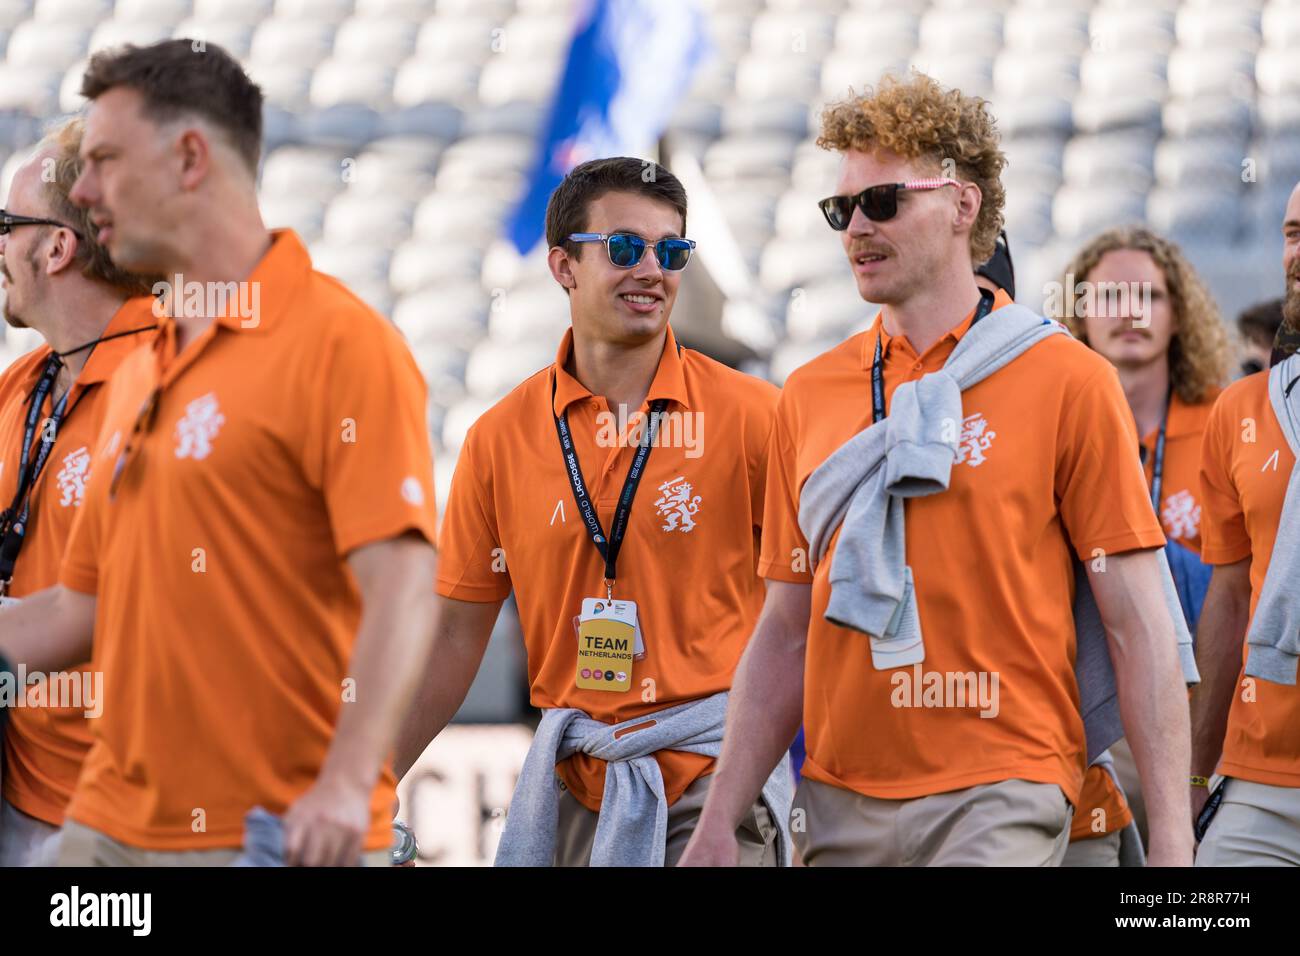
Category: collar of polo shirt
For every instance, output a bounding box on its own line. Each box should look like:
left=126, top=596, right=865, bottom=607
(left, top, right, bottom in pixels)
left=551, top=323, right=693, bottom=417
left=156, top=228, right=307, bottom=338
left=863, top=287, right=1013, bottom=367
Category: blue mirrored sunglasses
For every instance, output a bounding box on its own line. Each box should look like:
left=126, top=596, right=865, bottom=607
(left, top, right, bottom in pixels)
left=567, top=232, right=696, bottom=271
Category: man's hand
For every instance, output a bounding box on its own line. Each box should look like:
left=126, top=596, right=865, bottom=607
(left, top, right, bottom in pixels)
left=282, top=773, right=372, bottom=867
left=677, top=817, right=740, bottom=867
left=1190, top=784, right=1211, bottom=825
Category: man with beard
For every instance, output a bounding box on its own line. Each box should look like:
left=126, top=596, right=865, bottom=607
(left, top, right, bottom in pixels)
left=0, top=118, right=157, bottom=866
left=1192, top=182, right=1300, bottom=864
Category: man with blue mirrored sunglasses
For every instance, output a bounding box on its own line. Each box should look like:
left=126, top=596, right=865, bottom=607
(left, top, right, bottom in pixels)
left=565, top=232, right=696, bottom=272
left=396, top=156, right=793, bottom=867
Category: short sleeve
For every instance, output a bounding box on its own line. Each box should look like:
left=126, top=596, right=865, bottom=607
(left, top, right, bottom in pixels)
left=745, top=386, right=779, bottom=537
left=305, top=318, right=438, bottom=558
left=757, top=400, right=813, bottom=583
left=435, top=431, right=512, bottom=602
left=1055, top=362, right=1166, bottom=559
left=1198, top=393, right=1251, bottom=565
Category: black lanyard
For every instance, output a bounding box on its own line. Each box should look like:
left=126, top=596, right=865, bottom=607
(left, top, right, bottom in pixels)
left=1141, top=388, right=1173, bottom=512
left=56, top=324, right=157, bottom=360
left=871, top=288, right=996, bottom=423
left=0, top=355, right=74, bottom=592
left=552, top=371, right=667, bottom=599
left=0, top=323, right=155, bottom=592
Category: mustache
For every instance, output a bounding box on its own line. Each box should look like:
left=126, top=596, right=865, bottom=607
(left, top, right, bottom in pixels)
left=848, top=244, right=893, bottom=258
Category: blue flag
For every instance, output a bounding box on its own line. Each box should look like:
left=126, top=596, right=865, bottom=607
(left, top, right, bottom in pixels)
left=505, top=0, right=711, bottom=254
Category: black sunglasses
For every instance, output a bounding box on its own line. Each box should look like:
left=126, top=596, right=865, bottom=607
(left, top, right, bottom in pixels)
left=0, top=209, right=83, bottom=238
left=818, top=178, right=963, bottom=230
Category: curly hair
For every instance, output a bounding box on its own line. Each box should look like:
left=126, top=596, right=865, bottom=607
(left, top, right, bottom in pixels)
left=1056, top=226, right=1231, bottom=405
left=817, top=71, right=1006, bottom=264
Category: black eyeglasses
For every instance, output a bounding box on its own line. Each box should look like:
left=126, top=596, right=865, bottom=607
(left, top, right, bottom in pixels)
left=817, top=178, right=963, bottom=230
left=567, top=232, right=696, bottom=271
left=0, top=209, right=83, bottom=238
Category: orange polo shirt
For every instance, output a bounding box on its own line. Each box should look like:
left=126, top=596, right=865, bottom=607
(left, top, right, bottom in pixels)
left=57, top=230, right=438, bottom=851
left=1199, top=369, right=1300, bottom=787
left=761, top=290, right=1166, bottom=807
left=1141, top=389, right=1220, bottom=555
left=0, top=298, right=156, bottom=825
left=437, top=324, right=777, bottom=811
left=1071, top=388, right=1218, bottom=842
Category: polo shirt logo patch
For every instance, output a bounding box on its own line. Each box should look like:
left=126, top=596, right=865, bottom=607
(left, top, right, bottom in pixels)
left=653, top=475, right=701, bottom=532
left=174, top=393, right=226, bottom=461
left=401, top=476, right=425, bottom=506
left=954, top=412, right=997, bottom=467
left=57, top=446, right=91, bottom=507
left=1161, top=489, right=1201, bottom=540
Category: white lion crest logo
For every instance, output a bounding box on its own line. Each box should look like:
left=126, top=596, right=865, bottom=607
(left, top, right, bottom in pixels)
left=653, top=475, right=701, bottom=533
left=1161, top=489, right=1201, bottom=541
left=174, top=392, right=226, bottom=461
left=56, top=446, right=91, bottom=507
left=955, top=412, right=996, bottom=467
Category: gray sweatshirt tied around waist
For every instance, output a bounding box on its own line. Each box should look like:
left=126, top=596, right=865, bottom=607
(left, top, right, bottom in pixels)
left=495, top=691, right=793, bottom=867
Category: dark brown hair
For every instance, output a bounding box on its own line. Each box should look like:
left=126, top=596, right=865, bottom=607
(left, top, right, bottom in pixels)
left=81, top=38, right=264, bottom=173
left=544, top=157, right=688, bottom=254
left=1237, top=298, right=1284, bottom=347
left=40, top=117, right=156, bottom=296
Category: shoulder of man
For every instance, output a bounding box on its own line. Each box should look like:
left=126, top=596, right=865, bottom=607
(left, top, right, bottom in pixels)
left=302, top=269, right=411, bottom=350
left=679, top=345, right=778, bottom=410
left=1011, top=319, right=1122, bottom=385
left=459, top=363, right=555, bottom=460
left=779, top=330, right=870, bottom=400
left=0, top=344, right=52, bottom=397
left=1210, top=369, right=1270, bottom=417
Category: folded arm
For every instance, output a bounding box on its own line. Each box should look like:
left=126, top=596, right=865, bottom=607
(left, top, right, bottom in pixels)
left=0, top=585, right=96, bottom=673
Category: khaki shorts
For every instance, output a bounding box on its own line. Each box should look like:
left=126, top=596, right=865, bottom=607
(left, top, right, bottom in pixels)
left=793, top=777, right=1073, bottom=866
left=1196, top=778, right=1300, bottom=867
left=554, top=773, right=779, bottom=867
left=0, top=798, right=62, bottom=867
left=1061, top=830, right=1121, bottom=867
left=56, top=820, right=392, bottom=867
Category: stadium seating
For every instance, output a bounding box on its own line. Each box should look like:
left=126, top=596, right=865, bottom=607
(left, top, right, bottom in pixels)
left=0, top=0, right=1293, bottom=514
